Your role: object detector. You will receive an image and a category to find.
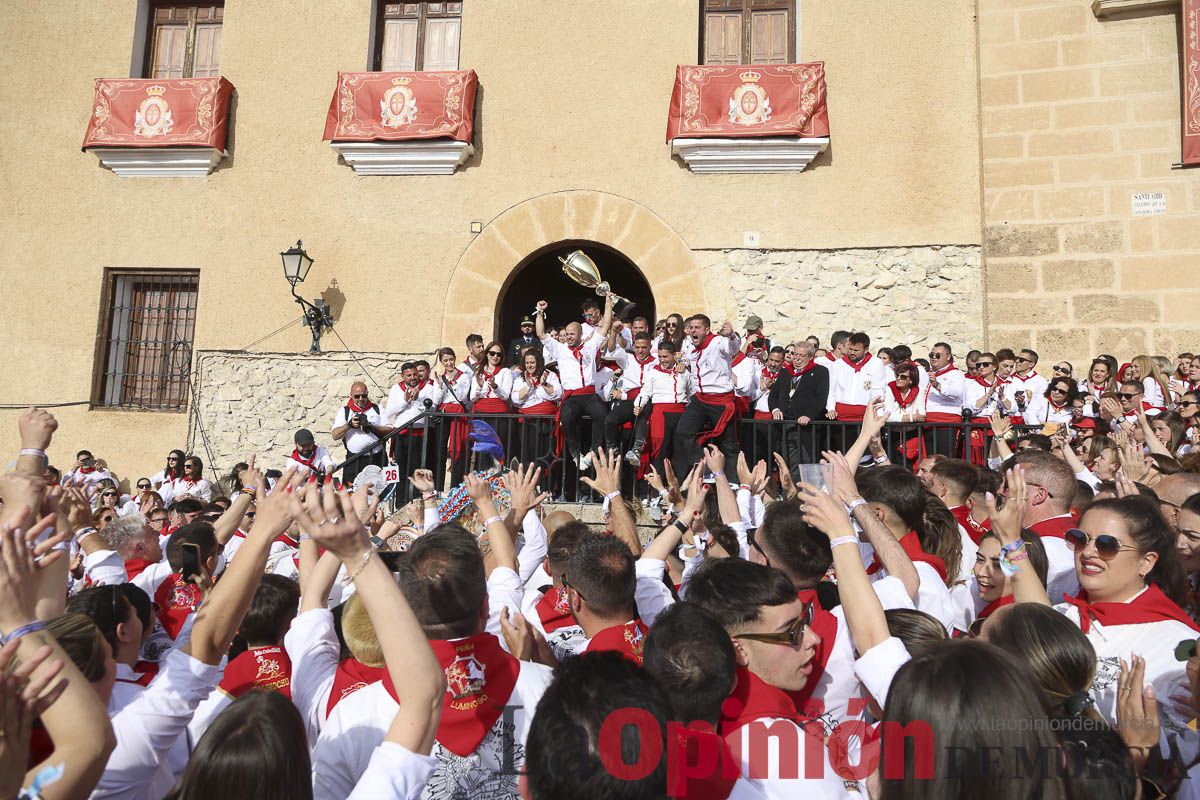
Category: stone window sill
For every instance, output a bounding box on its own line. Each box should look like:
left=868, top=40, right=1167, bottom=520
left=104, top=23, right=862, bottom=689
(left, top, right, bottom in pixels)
left=1092, top=0, right=1179, bottom=19
left=670, top=137, right=829, bottom=174
left=90, top=148, right=225, bottom=178
left=329, top=141, right=474, bottom=176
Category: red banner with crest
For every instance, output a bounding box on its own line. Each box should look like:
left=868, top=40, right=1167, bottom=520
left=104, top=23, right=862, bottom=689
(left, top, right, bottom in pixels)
left=666, top=63, right=829, bottom=141
left=82, top=77, right=233, bottom=150
left=1185, top=0, right=1200, bottom=166
left=323, top=70, right=477, bottom=143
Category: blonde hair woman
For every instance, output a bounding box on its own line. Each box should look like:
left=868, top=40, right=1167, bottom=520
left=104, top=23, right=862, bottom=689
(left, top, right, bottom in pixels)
left=1128, top=354, right=1170, bottom=415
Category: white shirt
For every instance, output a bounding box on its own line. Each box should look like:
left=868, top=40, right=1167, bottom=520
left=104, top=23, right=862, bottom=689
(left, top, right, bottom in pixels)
left=165, top=477, right=213, bottom=503
left=1006, top=371, right=1048, bottom=413
left=333, top=404, right=385, bottom=455
left=755, top=367, right=781, bottom=413
left=283, top=608, right=340, bottom=743
left=511, top=371, right=563, bottom=409
left=925, top=365, right=967, bottom=416
left=437, top=368, right=472, bottom=407
left=109, top=663, right=189, bottom=782
left=286, top=445, right=336, bottom=474
left=635, top=365, right=692, bottom=410
left=883, top=384, right=926, bottom=422
left=541, top=336, right=604, bottom=393
left=963, top=377, right=1006, bottom=418
left=1024, top=398, right=1073, bottom=426
left=346, top=741, right=440, bottom=800
left=312, top=654, right=553, bottom=800
left=605, top=348, right=657, bottom=398
left=1143, top=377, right=1167, bottom=411
left=62, top=467, right=113, bottom=488
left=93, top=647, right=221, bottom=800
left=682, top=334, right=737, bottom=395
left=732, top=355, right=761, bottom=403
left=825, top=355, right=887, bottom=412
left=1034, top=515, right=1081, bottom=604
left=466, top=367, right=514, bottom=404
left=385, top=381, right=445, bottom=429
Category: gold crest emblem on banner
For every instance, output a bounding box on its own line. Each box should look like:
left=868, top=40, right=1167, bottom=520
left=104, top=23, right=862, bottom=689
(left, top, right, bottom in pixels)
left=133, top=85, right=175, bottom=137
left=380, top=76, right=418, bottom=128
left=728, top=71, right=772, bottom=126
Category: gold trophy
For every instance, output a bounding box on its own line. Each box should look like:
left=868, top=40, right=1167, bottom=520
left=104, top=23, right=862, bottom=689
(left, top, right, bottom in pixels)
left=558, top=250, right=629, bottom=306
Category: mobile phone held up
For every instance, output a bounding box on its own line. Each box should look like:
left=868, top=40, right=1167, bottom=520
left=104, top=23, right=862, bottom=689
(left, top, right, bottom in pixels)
left=181, top=542, right=203, bottom=583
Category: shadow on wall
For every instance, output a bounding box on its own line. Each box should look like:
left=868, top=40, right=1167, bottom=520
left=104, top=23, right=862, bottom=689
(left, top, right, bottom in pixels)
left=320, top=279, right=347, bottom=324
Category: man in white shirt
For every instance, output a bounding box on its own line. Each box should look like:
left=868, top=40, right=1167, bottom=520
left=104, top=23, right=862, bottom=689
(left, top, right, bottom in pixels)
left=534, top=294, right=613, bottom=471
left=674, top=314, right=740, bottom=480
left=628, top=341, right=692, bottom=471
left=825, top=331, right=887, bottom=455
left=458, top=334, right=485, bottom=375
left=60, top=449, right=113, bottom=487
left=285, top=428, right=336, bottom=475
left=1012, top=450, right=1080, bottom=603
left=1006, top=348, right=1048, bottom=423
left=602, top=331, right=657, bottom=457
left=331, top=382, right=392, bottom=485
left=924, top=342, right=968, bottom=458
left=385, top=361, right=445, bottom=498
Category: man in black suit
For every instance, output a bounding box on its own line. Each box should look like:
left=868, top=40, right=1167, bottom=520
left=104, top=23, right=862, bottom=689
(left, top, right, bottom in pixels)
left=768, top=341, right=830, bottom=470
left=508, top=314, right=542, bottom=365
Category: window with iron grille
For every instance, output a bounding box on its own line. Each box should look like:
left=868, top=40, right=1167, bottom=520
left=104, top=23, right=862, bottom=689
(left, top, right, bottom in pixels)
left=94, top=270, right=200, bottom=411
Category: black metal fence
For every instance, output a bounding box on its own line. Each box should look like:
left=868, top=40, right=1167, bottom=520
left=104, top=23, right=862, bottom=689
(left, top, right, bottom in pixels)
left=346, top=411, right=1047, bottom=506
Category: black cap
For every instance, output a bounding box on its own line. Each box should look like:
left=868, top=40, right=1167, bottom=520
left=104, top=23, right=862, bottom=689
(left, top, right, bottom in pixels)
left=294, top=428, right=315, bottom=446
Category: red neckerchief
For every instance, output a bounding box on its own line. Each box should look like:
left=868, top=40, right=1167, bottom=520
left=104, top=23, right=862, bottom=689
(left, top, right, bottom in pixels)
left=291, top=449, right=316, bottom=469
left=383, top=633, right=520, bottom=757
left=124, top=558, right=155, bottom=581
left=78, top=466, right=95, bottom=475
left=534, top=586, right=576, bottom=633
left=719, top=666, right=803, bottom=734
left=347, top=396, right=372, bottom=413
left=163, top=467, right=179, bottom=482
left=977, top=594, right=1015, bottom=621
left=667, top=726, right=740, bottom=800
left=1064, top=585, right=1200, bottom=635
left=584, top=619, right=648, bottom=665
left=275, top=532, right=299, bottom=548
left=933, top=363, right=958, bottom=378
left=867, top=531, right=947, bottom=583
left=731, top=352, right=747, bottom=367
left=786, top=590, right=839, bottom=716
left=218, top=646, right=292, bottom=699
left=949, top=505, right=986, bottom=545
left=974, top=375, right=999, bottom=388
left=326, top=657, right=387, bottom=718
left=153, top=573, right=203, bottom=640
left=888, top=381, right=919, bottom=408
left=842, top=353, right=873, bottom=373
left=1048, top=401, right=1067, bottom=413
left=790, top=360, right=816, bottom=379
left=1029, top=514, right=1078, bottom=540
left=762, top=366, right=780, bottom=381
left=823, top=353, right=838, bottom=363
left=1012, top=371, right=1035, bottom=384
left=695, top=332, right=717, bottom=356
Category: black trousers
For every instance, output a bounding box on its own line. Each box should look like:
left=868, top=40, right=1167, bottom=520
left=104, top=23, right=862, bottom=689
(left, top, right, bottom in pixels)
left=673, top=399, right=738, bottom=480
left=341, top=447, right=385, bottom=486
left=518, top=415, right=556, bottom=472
left=646, top=408, right=682, bottom=477
left=605, top=400, right=637, bottom=454
left=391, top=432, right=430, bottom=502
left=560, top=393, right=608, bottom=459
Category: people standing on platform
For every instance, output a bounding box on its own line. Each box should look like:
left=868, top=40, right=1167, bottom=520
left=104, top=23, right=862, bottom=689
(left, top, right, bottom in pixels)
left=924, top=342, right=967, bottom=458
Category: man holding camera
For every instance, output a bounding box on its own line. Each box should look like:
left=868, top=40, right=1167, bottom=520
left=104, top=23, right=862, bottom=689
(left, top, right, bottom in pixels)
left=331, top=381, right=392, bottom=485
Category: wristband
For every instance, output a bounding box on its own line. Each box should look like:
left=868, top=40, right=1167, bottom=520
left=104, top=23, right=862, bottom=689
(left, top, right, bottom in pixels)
left=76, top=526, right=98, bottom=541
left=657, top=488, right=670, bottom=499
left=299, top=533, right=312, bottom=542
left=846, top=498, right=868, bottom=513
left=422, top=491, right=438, bottom=501
left=482, top=515, right=503, bottom=528
left=1, top=620, right=46, bottom=645
left=829, top=536, right=858, bottom=549
left=19, top=448, right=46, bottom=459
left=998, top=539, right=1027, bottom=577
left=672, top=518, right=689, bottom=535
left=240, top=486, right=257, bottom=496
left=344, top=550, right=374, bottom=583
left=873, top=455, right=889, bottom=465
left=604, top=490, right=621, bottom=502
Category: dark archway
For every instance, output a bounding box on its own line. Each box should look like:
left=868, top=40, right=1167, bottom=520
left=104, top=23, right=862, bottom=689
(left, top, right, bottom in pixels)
left=495, top=241, right=656, bottom=347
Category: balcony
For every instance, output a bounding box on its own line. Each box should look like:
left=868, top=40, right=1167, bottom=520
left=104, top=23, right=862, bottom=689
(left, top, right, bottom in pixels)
left=666, top=63, right=830, bottom=174
left=82, top=77, right=234, bottom=178
left=323, top=70, right=478, bottom=176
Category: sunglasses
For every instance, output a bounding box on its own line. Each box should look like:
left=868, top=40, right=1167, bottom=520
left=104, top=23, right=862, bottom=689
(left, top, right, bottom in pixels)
left=137, top=483, right=151, bottom=489
left=1064, top=528, right=1141, bottom=561
left=733, top=603, right=814, bottom=647
left=1054, top=366, right=1070, bottom=373
left=976, top=361, right=994, bottom=368
left=352, top=393, right=369, bottom=399
left=1016, top=356, right=1032, bottom=363
left=487, top=351, right=503, bottom=357
left=1118, top=393, right=1139, bottom=400
left=167, top=457, right=180, bottom=462
left=245, top=511, right=256, bottom=518
left=1180, top=401, right=1198, bottom=408
left=102, top=491, right=118, bottom=497
left=1051, top=386, right=1068, bottom=394
left=184, top=463, right=198, bottom=469
left=149, top=516, right=167, bottom=524
left=928, top=352, right=944, bottom=359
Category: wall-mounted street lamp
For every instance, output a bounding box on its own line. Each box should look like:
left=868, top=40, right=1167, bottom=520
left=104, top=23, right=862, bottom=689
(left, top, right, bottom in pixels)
left=280, top=240, right=334, bottom=353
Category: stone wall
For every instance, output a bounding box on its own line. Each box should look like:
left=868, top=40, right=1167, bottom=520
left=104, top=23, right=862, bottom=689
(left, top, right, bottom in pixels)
left=979, top=0, right=1200, bottom=364
left=696, top=245, right=984, bottom=352
left=189, top=350, right=425, bottom=477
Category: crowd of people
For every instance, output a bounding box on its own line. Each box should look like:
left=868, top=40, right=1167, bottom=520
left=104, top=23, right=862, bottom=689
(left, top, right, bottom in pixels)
left=5, top=293, right=1200, bottom=799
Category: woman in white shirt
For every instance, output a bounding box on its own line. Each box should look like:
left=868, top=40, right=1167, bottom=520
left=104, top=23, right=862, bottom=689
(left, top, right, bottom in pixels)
left=167, top=455, right=214, bottom=503
left=1128, top=355, right=1170, bottom=415
left=1025, top=376, right=1077, bottom=426
left=882, top=361, right=925, bottom=422
left=434, top=347, right=473, bottom=489
left=467, top=340, right=514, bottom=458
left=1078, top=359, right=1114, bottom=418
left=512, top=348, right=562, bottom=468
left=150, top=450, right=187, bottom=504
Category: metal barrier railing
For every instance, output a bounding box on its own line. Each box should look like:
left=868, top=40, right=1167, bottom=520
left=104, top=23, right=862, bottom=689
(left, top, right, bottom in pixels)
left=333, top=411, right=1048, bottom=507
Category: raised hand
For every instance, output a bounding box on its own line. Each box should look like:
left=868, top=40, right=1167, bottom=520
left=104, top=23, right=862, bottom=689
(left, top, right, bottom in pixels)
left=409, top=469, right=435, bottom=494
left=1116, top=655, right=1159, bottom=774
left=17, top=407, right=57, bottom=452
left=821, top=450, right=860, bottom=506
left=985, top=468, right=1026, bottom=545
left=679, top=464, right=708, bottom=519
left=287, top=479, right=371, bottom=561
left=989, top=409, right=1011, bottom=438
left=773, top=452, right=797, bottom=499
left=736, top=452, right=753, bottom=487
left=580, top=448, right=621, bottom=497
left=797, top=483, right=855, bottom=541
left=506, top=464, right=549, bottom=517
left=645, top=464, right=666, bottom=495
left=702, top=444, right=725, bottom=476
left=749, top=459, right=769, bottom=495
left=536, top=300, right=548, bottom=313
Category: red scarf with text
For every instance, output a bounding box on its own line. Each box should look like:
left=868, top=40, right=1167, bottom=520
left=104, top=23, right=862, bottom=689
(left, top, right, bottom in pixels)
left=1064, top=585, right=1200, bottom=634
left=534, top=586, right=577, bottom=633
left=218, top=646, right=292, bottom=699
left=584, top=619, right=648, bottom=665
left=326, top=657, right=387, bottom=718
left=153, top=573, right=203, bottom=640
left=383, top=633, right=520, bottom=757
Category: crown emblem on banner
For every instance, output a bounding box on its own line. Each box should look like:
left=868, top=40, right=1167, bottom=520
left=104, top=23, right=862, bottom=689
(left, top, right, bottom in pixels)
left=739, top=71, right=762, bottom=83
left=145, top=84, right=167, bottom=96
left=391, top=76, right=412, bottom=86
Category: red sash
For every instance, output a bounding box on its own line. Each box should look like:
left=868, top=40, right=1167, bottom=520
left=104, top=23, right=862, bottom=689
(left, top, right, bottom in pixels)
left=473, top=398, right=509, bottom=413
left=1064, top=585, right=1200, bottom=634
left=153, top=573, right=203, bottom=640
left=733, top=395, right=751, bottom=416
left=1029, top=514, right=1078, bottom=540
left=326, top=657, right=387, bottom=718
left=534, top=586, right=576, bottom=633
left=383, top=633, right=520, bottom=757
left=667, top=727, right=740, bottom=800
left=649, top=403, right=688, bottom=459
left=949, top=505, right=987, bottom=546
left=786, top=589, right=838, bottom=716
left=753, top=410, right=774, bottom=420
left=923, top=411, right=962, bottom=424
left=834, top=402, right=867, bottom=421
left=218, top=646, right=292, bottom=699
left=867, top=532, right=948, bottom=583
left=442, top=402, right=468, bottom=459
left=125, top=558, right=154, bottom=581
left=695, top=391, right=736, bottom=446
left=584, top=619, right=648, bottom=665
left=520, top=401, right=557, bottom=416
left=719, top=666, right=802, bottom=733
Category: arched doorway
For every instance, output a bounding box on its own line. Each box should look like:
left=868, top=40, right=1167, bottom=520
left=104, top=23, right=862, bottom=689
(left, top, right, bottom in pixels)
left=495, top=242, right=656, bottom=345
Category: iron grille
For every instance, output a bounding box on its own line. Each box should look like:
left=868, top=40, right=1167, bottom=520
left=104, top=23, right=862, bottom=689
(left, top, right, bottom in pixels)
left=95, top=270, right=199, bottom=411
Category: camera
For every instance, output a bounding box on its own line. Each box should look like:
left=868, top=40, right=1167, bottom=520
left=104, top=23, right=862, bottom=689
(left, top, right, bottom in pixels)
left=354, top=412, right=368, bottom=429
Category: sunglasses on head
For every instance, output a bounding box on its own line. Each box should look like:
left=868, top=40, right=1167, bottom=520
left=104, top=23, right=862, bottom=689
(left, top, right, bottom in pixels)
left=1119, top=392, right=1138, bottom=400
left=733, top=603, right=814, bottom=647
left=1064, top=528, right=1141, bottom=561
